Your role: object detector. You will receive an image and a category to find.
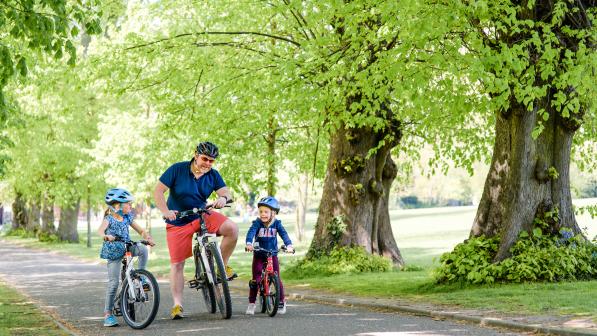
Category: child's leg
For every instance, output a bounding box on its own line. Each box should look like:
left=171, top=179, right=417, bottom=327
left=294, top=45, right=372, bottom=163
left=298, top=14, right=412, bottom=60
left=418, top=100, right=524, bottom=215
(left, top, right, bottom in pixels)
left=104, top=259, right=121, bottom=314
left=272, top=256, right=284, bottom=302
left=248, top=254, right=265, bottom=303
left=132, top=243, right=148, bottom=269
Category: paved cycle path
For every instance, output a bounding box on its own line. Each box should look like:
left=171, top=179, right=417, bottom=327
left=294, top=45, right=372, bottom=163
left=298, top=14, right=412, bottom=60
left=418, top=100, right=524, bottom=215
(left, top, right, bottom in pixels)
left=0, top=240, right=571, bottom=336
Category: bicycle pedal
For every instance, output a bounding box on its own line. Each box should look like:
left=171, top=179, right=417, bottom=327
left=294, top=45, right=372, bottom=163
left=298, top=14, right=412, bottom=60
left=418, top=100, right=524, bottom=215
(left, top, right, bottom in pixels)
left=188, top=279, right=203, bottom=289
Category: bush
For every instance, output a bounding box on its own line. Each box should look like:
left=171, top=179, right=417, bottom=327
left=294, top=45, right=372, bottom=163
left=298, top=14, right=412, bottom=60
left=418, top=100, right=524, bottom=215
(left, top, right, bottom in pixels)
left=286, top=246, right=392, bottom=279
left=37, top=232, right=60, bottom=243
left=434, top=230, right=597, bottom=285
left=5, top=227, right=36, bottom=238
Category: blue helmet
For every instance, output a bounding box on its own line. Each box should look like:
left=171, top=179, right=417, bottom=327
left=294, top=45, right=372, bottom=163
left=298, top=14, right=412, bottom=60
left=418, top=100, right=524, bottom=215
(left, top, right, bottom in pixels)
left=104, top=188, right=134, bottom=205
left=257, top=196, right=280, bottom=214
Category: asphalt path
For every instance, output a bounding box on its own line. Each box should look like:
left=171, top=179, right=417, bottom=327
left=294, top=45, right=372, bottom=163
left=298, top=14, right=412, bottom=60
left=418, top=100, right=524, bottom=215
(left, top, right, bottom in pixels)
left=0, top=241, right=524, bottom=336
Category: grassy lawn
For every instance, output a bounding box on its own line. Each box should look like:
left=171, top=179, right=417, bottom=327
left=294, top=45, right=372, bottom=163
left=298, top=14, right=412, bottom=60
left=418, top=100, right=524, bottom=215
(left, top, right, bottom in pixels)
left=2, top=201, right=596, bottom=322
left=0, top=280, right=68, bottom=336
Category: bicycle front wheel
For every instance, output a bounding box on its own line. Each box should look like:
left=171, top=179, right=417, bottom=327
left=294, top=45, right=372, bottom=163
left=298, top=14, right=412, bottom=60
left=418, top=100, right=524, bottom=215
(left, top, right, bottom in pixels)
left=195, top=247, right=216, bottom=313
left=265, top=274, right=280, bottom=317
left=207, top=243, right=232, bottom=319
left=120, top=269, right=160, bottom=329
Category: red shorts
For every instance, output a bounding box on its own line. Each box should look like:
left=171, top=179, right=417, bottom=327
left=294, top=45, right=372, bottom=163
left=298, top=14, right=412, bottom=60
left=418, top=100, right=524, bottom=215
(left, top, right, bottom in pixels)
left=166, top=211, right=228, bottom=263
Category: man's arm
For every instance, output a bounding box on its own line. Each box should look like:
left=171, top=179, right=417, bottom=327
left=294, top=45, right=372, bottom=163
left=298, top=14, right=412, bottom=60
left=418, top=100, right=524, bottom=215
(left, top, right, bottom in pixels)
left=154, top=181, right=176, bottom=220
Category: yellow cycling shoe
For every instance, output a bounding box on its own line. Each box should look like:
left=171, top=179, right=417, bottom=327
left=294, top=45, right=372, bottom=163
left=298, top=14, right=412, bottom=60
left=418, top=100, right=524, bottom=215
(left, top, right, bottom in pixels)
left=225, top=265, right=237, bottom=280
left=170, top=305, right=184, bottom=320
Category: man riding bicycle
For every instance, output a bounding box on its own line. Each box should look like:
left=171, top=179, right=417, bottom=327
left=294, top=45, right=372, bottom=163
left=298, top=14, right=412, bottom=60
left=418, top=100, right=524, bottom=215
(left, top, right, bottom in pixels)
left=154, top=141, right=239, bottom=320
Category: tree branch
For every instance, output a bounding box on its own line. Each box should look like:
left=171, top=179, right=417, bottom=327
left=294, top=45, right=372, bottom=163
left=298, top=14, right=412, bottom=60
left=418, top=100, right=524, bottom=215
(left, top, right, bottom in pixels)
left=125, top=31, right=301, bottom=51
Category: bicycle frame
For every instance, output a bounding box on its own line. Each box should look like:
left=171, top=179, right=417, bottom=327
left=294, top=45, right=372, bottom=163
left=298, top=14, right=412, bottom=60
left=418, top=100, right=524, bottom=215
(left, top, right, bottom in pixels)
left=194, top=228, right=220, bottom=287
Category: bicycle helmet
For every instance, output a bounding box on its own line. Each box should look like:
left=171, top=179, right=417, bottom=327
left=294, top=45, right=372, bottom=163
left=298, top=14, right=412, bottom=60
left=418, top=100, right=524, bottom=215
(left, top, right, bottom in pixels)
left=257, top=196, right=280, bottom=214
left=196, top=141, right=219, bottom=159
left=104, top=188, right=134, bottom=205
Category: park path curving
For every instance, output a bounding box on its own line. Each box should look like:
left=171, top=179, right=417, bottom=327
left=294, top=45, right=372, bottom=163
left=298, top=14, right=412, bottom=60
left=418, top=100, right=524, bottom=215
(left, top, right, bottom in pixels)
left=1, top=240, right=594, bottom=336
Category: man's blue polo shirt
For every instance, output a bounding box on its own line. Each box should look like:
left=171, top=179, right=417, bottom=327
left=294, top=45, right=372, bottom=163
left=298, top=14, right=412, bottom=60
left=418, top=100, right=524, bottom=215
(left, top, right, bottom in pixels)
left=159, top=159, right=226, bottom=226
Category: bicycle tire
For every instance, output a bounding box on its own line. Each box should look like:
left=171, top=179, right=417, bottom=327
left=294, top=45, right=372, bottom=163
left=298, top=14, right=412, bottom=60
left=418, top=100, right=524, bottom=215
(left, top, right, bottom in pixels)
left=265, top=274, right=280, bottom=317
left=120, top=269, right=160, bottom=329
left=195, top=247, right=216, bottom=313
left=207, top=242, right=232, bottom=319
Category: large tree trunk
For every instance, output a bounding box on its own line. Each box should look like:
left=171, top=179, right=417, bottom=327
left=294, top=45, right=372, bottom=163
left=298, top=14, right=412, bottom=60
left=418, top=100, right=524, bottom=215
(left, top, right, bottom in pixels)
left=26, top=201, right=41, bottom=233
left=472, top=102, right=582, bottom=262
left=469, top=0, right=590, bottom=262
left=57, top=200, right=80, bottom=242
left=41, top=199, right=55, bottom=234
left=308, top=120, right=404, bottom=266
left=12, top=192, right=27, bottom=230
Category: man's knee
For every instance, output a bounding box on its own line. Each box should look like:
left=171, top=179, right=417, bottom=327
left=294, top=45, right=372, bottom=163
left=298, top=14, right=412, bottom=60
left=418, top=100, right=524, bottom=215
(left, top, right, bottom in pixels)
left=220, top=219, right=238, bottom=238
left=171, top=261, right=184, bottom=272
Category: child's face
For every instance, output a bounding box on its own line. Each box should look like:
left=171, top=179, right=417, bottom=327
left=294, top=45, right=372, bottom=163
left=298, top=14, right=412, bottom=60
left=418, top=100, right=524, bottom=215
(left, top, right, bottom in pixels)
left=118, top=202, right=132, bottom=214
left=258, top=206, right=274, bottom=223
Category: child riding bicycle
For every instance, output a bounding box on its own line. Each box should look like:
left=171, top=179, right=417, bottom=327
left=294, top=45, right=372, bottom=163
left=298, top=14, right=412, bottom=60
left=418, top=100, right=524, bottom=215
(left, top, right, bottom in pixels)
left=245, top=196, right=294, bottom=315
left=98, top=188, right=155, bottom=327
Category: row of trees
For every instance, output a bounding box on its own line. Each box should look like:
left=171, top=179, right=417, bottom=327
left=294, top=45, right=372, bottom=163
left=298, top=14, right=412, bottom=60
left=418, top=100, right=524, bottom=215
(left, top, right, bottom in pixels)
left=1, top=1, right=595, bottom=274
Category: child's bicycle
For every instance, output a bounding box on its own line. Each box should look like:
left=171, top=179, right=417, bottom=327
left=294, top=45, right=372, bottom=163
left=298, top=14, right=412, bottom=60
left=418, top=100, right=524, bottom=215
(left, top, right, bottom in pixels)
left=250, top=244, right=294, bottom=317
left=112, top=237, right=160, bottom=329
left=174, top=205, right=233, bottom=319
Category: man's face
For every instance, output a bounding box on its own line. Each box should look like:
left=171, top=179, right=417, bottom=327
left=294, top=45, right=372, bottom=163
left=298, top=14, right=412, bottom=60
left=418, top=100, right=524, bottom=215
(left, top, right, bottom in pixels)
left=195, top=152, right=215, bottom=173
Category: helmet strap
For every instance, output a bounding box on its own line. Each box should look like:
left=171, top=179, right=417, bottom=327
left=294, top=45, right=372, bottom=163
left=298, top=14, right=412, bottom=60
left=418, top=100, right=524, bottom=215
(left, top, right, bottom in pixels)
left=108, top=205, right=124, bottom=217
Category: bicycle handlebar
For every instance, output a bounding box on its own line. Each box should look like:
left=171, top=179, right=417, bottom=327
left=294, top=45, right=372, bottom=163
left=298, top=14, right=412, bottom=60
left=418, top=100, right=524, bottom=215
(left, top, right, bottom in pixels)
left=112, top=235, right=152, bottom=246
left=164, top=200, right=234, bottom=220
left=250, top=245, right=295, bottom=254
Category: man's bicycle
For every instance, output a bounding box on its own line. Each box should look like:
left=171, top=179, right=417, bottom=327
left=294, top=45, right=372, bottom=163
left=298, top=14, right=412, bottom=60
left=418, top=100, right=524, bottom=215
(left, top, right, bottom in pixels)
left=175, top=206, right=232, bottom=319
left=250, top=244, right=293, bottom=317
left=112, top=237, right=160, bottom=329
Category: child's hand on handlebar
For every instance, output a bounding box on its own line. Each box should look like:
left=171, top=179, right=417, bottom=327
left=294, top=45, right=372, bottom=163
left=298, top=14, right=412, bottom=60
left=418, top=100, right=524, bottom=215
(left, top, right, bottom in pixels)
left=245, top=244, right=254, bottom=252
left=104, top=234, right=115, bottom=242
left=286, top=245, right=295, bottom=254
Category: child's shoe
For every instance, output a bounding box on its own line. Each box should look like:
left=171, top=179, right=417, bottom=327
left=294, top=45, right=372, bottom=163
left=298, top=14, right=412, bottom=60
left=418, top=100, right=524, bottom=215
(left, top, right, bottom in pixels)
left=246, top=303, right=256, bottom=315
left=103, top=314, right=118, bottom=327
left=278, top=301, right=286, bottom=314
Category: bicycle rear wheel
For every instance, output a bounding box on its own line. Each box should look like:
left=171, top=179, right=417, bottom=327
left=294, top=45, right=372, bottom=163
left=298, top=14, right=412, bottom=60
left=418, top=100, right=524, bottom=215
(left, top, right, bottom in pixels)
left=207, top=243, right=232, bottom=319
left=264, top=274, right=280, bottom=317
left=120, top=269, right=160, bottom=329
left=195, top=248, right=216, bottom=313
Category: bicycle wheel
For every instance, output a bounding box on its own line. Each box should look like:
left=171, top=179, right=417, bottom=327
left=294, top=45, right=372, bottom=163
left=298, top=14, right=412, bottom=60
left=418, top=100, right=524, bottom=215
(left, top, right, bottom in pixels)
left=207, top=243, right=232, bottom=319
left=195, top=248, right=216, bottom=313
left=120, top=269, right=160, bottom=329
left=265, top=274, right=280, bottom=317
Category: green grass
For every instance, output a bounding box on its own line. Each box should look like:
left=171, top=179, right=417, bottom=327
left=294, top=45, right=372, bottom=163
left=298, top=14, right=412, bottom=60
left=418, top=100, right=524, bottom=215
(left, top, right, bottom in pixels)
left=2, top=203, right=596, bottom=322
left=0, top=280, right=68, bottom=336
left=285, top=271, right=597, bottom=320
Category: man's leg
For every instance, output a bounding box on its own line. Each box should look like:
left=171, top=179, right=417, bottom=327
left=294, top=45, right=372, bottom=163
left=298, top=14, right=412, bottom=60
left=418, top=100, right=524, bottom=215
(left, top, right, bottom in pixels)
left=170, top=261, right=185, bottom=307
left=217, top=219, right=238, bottom=265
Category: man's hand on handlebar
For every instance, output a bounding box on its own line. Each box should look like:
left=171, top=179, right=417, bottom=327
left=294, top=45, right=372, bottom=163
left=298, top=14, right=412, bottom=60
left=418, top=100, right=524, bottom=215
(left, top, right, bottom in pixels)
left=210, top=196, right=229, bottom=209
left=162, top=209, right=177, bottom=221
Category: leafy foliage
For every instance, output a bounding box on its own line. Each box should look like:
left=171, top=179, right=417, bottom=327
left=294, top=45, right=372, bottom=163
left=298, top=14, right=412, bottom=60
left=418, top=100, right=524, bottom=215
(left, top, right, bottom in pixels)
left=286, top=246, right=392, bottom=279
left=435, top=230, right=597, bottom=285
left=0, top=0, right=101, bottom=109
